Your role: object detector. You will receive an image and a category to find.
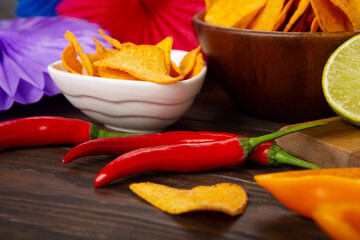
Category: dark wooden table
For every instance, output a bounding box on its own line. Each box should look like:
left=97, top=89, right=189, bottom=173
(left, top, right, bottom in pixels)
left=0, top=79, right=330, bottom=240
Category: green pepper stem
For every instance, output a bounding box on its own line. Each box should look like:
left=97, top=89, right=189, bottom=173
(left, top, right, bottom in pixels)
left=267, top=145, right=319, bottom=169
left=89, top=124, right=139, bottom=139
left=248, top=121, right=327, bottom=149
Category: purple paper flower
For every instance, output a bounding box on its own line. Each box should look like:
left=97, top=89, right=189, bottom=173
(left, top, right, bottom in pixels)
left=0, top=16, right=111, bottom=111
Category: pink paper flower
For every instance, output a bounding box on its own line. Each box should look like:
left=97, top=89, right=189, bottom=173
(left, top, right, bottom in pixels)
left=57, top=0, right=205, bottom=51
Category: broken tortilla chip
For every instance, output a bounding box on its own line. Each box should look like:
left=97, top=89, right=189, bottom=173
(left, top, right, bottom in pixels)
left=204, top=0, right=267, bottom=28
left=98, top=29, right=123, bottom=50
left=130, top=182, right=248, bottom=216
left=61, top=44, right=83, bottom=74
left=64, top=31, right=96, bottom=76
left=186, top=53, right=204, bottom=79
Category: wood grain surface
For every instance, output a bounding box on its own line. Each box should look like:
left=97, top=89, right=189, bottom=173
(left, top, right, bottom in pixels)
left=0, top=80, right=330, bottom=240
left=276, top=117, right=360, bottom=168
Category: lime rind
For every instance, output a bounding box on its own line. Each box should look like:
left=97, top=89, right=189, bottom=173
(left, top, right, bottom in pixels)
left=323, top=34, right=360, bottom=127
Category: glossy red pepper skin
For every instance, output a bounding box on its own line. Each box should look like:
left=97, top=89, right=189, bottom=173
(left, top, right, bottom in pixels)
left=94, top=122, right=326, bottom=187
left=62, top=131, right=238, bottom=163
left=94, top=137, right=246, bottom=188
left=63, top=132, right=319, bottom=169
left=0, top=116, right=134, bottom=149
left=0, top=116, right=92, bottom=149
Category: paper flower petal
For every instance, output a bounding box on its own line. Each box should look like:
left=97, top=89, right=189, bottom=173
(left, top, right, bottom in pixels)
left=56, top=0, right=205, bottom=51
left=0, top=16, right=111, bottom=111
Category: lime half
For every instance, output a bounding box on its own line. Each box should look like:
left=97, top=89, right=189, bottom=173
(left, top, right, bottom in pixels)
left=323, top=34, right=360, bottom=126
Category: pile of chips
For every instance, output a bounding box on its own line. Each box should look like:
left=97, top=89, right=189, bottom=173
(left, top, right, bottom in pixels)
left=204, top=0, right=360, bottom=32
left=62, top=30, right=203, bottom=84
left=130, top=182, right=248, bottom=216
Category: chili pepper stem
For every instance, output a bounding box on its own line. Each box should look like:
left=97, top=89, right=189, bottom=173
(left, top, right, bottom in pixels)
left=267, top=145, right=319, bottom=169
left=89, top=124, right=139, bottom=139
left=248, top=121, right=327, bottom=149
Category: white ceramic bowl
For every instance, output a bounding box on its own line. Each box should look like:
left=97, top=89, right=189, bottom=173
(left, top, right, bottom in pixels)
left=48, top=50, right=207, bottom=133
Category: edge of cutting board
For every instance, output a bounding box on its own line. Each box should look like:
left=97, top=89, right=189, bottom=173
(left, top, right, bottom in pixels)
left=275, top=116, right=360, bottom=168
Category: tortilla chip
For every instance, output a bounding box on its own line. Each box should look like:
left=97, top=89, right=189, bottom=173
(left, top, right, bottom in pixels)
left=186, top=53, right=204, bottom=79
left=156, top=37, right=174, bottom=74
left=204, top=0, right=267, bottom=28
left=93, top=37, right=119, bottom=60
left=205, top=0, right=218, bottom=10
left=96, top=67, right=139, bottom=80
left=179, top=46, right=202, bottom=77
left=61, top=44, right=83, bottom=74
left=272, top=0, right=298, bottom=31
left=283, top=0, right=311, bottom=31
left=248, top=0, right=287, bottom=31
left=98, top=29, right=123, bottom=50
left=310, top=0, right=356, bottom=32
left=169, top=61, right=183, bottom=78
left=310, top=17, right=320, bottom=32
left=130, top=182, right=248, bottom=216
left=290, top=4, right=315, bottom=32
left=93, top=45, right=182, bottom=83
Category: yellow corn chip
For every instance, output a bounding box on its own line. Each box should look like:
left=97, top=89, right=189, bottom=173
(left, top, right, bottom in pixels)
left=156, top=37, right=174, bottom=74
left=248, top=0, right=287, bottom=31
left=272, top=0, right=297, bottom=31
left=96, top=67, right=138, bottom=80
left=204, top=0, right=267, bottom=28
left=61, top=44, right=83, bottom=74
left=64, top=31, right=95, bottom=76
left=93, top=45, right=182, bottom=84
left=310, top=0, right=355, bottom=32
left=169, top=61, right=183, bottom=78
left=310, top=17, right=320, bottom=32
left=349, top=0, right=360, bottom=15
left=93, top=37, right=119, bottom=60
left=86, top=53, right=100, bottom=64
left=205, top=0, right=218, bottom=10
left=290, top=5, right=315, bottom=32
left=130, top=182, right=248, bottom=216
left=283, top=0, right=311, bottom=31
left=186, top=53, right=204, bottom=79
left=179, top=46, right=202, bottom=77
left=122, top=42, right=137, bottom=48
left=98, top=29, right=123, bottom=50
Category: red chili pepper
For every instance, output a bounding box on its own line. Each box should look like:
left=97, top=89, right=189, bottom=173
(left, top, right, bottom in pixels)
left=62, top=131, right=237, bottom=163
left=248, top=142, right=319, bottom=169
left=0, top=116, right=134, bottom=149
left=94, top=121, right=326, bottom=187
left=63, top=130, right=319, bottom=169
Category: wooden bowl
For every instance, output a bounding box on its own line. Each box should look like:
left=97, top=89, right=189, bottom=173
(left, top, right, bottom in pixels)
left=192, top=11, right=360, bottom=123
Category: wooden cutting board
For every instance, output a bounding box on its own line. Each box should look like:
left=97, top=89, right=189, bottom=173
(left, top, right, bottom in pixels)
left=275, top=116, right=360, bottom=168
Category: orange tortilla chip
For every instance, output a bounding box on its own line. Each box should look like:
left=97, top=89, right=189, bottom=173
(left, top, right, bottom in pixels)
left=310, top=0, right=356, bottom=32
left=98, top=29, right=123, bottom=50
left=93, top=37, right=119, bottom=59
left=130, top=182, right=248, bottom=216
left=64, top=31, right=95, bottom=76
left=61, top=44, right=83, bottom=74
left=96, top=67, right=139, bottom=80
left=169, top=61, right=182, bottom=78
left=93, top=45, right=182, bottom=83
left=156, top=37, right=174, bottom=74
left=292, top=5, right=315, bottom=32
left=186, top=53, right=204, bottom=79
left=248, top=0, right=287, bottom=31
left=179, top=46, right=202, bottom=76
left=205, top=0, right=218, bottom=10
left=272, top=0, right=297, bottom=31
left=283, top=0, right=311, bottom=31
left=310, top=17, right=320, bottom=32
left=204, top=0, right=267, bottom=28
